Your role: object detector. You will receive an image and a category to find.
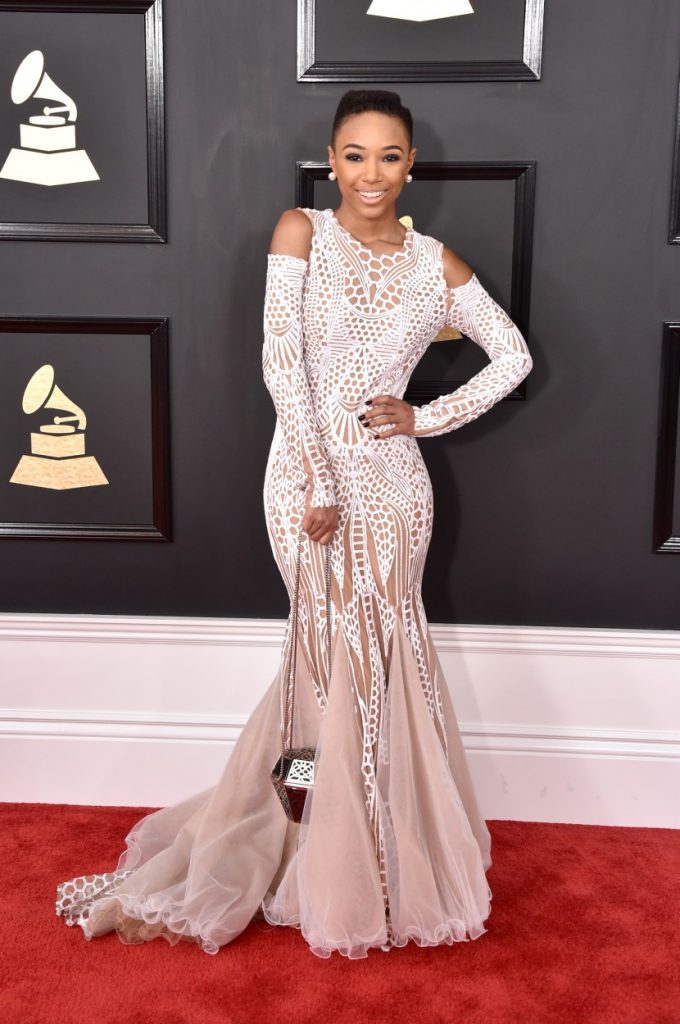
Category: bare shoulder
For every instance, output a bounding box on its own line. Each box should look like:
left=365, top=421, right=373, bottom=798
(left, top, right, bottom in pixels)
left=268, top=208, right=313, bottom=260
left=441, top=244, right=474, bottom=289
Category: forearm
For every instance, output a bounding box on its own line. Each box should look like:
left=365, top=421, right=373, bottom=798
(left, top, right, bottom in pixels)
left=412, top=273, right=533, bottom=438
left=262, top=253, right=337, bottom=506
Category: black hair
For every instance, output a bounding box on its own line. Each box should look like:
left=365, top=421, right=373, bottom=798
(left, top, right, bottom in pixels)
left=331, top=89, right=413, bottom=148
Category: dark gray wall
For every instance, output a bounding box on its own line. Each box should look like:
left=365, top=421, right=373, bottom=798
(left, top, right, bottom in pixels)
left=1, top=0, right=679, bottom=628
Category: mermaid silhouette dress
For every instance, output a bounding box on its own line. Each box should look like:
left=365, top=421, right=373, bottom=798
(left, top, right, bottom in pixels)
left=55, top=207, right=533, bottom=959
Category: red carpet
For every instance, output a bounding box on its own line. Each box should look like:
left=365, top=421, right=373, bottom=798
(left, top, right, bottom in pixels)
left=2, top=803, right=678, bottom=1024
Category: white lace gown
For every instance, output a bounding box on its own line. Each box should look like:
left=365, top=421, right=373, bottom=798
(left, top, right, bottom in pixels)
left=55, top=206, right=533, bottom=959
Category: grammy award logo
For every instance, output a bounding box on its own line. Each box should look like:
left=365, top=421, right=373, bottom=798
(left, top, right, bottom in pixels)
left=366, top=0, right=473, bottom=22
left=398, top=215, right=462, bottom=342
left=0, top=49, right=99, bottom=186
left=9, top=364, right=108, bottom=490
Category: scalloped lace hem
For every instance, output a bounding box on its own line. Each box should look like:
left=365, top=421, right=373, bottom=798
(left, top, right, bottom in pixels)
left=261, top=898, right=492, bottom=960
left=57, top=883, right=491, bottom=960
left=55, top=877, right=223, bottom=956
left=84, top=892, right=221, bottom=956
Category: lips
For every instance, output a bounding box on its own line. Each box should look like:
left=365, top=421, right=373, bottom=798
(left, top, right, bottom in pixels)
left=356, top=189, right=387, bottom=204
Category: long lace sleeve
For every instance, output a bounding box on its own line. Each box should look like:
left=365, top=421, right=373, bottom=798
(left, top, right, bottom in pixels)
left=412, top=272, right=533, bottom=438
left=262, top=253, right=337, bottom=507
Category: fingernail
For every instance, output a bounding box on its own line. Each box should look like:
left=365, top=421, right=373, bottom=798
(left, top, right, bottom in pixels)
left=365, top=399, right=373, bottom=405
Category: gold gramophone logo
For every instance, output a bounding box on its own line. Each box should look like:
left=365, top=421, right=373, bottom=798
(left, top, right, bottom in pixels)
left=398, top=215, right=462, bottom=342
left=9, top=364, right=108, bottom=490
left=0, top=49, right=99, bottom=186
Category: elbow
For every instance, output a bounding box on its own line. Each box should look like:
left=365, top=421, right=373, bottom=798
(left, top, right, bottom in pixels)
left=500, top=346, right=533, bottom=387
left=513, top=337, right=533, bottom=382
left=261, top=355, right=275, bottom=400
left=261, top=353, right=269, bottom=393
left=504, top=347, right=532, bottom=392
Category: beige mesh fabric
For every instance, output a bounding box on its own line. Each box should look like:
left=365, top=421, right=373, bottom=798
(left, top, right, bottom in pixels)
left=55, top=207, right=532, bottom=959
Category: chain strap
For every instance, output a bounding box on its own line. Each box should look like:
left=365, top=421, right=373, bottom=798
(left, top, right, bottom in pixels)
left=279, top=525, right=332, bottom=765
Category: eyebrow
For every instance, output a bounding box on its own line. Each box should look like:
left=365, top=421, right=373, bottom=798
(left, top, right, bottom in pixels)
left=342, top=143, right=404, bottom=152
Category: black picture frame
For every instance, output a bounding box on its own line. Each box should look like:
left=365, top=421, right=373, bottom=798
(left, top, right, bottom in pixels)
left=296, top=159, right=536, bottom=404
left=653, top=323, right=680, bottom=553
left=0, top=314, right=171, bottom=540
left=0, top=0, right=166, bottom=242
left=297, top=0, right=544, bottom=83
left=668, top=72, right=680, bottom=244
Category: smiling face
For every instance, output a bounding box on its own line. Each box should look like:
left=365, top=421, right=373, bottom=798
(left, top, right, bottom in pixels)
left=327, top=111, right=416, bottom=220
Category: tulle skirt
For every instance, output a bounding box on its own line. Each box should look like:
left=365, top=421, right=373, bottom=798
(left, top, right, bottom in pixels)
left=55, top=608, right=492, bottom=959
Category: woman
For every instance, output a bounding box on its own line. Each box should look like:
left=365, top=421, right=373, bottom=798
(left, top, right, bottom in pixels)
left=56, top=89, right=532, bottom=960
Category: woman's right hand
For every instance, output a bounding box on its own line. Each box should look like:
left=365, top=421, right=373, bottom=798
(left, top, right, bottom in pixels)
left=302, top=490, right=339, bottom=545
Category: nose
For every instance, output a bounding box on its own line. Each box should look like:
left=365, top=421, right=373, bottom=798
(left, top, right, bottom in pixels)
left=361, top=159, right=383, bottom=185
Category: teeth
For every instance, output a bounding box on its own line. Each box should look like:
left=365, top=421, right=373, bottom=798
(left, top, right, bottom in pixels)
left=359, top=190, right=385, bottom=197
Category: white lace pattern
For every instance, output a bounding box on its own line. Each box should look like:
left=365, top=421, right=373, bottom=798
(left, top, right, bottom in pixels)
left=261, top=207, right=532, bottom=951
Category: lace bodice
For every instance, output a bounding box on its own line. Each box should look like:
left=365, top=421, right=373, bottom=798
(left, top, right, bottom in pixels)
left=262, top=207, right=533, bottom=506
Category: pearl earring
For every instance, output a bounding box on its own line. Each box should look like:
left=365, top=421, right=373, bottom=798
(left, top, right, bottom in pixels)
left=405, top=174, right=413, bottom=183
left=328, top=171, right=337, bottom=181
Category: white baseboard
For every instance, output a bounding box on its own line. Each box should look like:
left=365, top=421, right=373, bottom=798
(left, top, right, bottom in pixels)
left=1, top=613, right=678, bottom=828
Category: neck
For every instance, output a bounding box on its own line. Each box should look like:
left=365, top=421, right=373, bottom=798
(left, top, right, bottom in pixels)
left=333, top=200, right=406, bottom=245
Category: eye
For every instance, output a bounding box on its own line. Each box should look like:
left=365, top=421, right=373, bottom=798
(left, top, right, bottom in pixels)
left=343, top=153, right=402, bottom=162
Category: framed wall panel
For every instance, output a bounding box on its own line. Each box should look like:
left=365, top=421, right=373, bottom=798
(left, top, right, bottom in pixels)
left=653, top=323, right=680, bottom=553
left=296, top=159, right=536, bottom=404
left=668, top=71, right=680, bottom=244
left=0, top=315, right=170, bottom=540
left=0, top=0, right=166, bottom=242
left=297, top=0, right=544, bottom=83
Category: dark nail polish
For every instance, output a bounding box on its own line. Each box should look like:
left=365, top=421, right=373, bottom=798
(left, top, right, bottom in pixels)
left=365, top=399, right=373, bottom=405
